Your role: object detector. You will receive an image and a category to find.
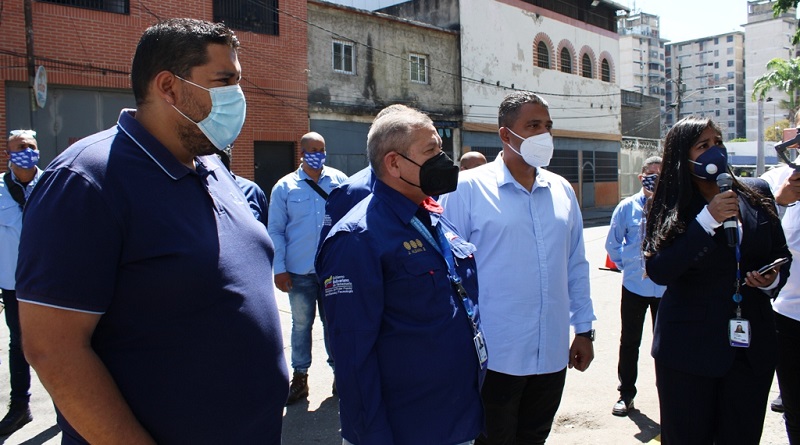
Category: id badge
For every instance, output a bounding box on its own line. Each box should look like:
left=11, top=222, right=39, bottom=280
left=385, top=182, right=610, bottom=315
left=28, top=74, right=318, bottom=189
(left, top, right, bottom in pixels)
left=729, top=318, right=750, bottom=348
left=473, top=331, right=488, bottom=366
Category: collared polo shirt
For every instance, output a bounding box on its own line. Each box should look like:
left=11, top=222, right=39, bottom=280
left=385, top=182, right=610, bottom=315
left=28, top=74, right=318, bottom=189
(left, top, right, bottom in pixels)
left=16, top=109, right=289, bottom=444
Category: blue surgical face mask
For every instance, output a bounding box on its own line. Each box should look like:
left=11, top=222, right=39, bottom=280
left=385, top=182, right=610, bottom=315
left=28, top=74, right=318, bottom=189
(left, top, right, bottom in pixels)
left=172, top=76, right=246, bottom=150
left=9, top=148, right=39, bottom=169
left=303, top=151, right=326, bottom=170
left=689, top=145, right=728, bottom=181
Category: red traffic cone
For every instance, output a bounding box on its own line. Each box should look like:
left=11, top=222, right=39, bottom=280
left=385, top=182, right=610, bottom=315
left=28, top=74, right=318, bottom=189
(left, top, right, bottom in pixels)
left=604, top=254, right=620, bottom=272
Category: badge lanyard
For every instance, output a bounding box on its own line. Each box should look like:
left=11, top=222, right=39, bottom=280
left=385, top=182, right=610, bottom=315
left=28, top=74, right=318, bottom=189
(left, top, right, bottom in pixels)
left=729, top=243, right=750, bottom=348
left=410, top=216, right=488, bottom=365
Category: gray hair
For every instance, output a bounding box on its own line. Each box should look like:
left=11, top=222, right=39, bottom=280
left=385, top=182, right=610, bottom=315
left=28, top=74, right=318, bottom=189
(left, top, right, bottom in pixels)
left=642, top=155, right=662, bottom=173
left=8, top=129, right=36, bottom=140
left=367, top=108, right=433, bottom=178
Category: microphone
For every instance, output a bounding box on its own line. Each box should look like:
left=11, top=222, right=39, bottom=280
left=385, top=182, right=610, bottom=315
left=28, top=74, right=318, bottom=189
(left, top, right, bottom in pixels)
left=716, top=173, right=738, bottom=248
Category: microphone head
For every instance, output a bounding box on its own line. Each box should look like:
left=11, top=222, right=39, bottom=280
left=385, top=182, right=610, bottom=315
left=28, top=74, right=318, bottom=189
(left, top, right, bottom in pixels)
left=716, top=172, right=733, bottom=191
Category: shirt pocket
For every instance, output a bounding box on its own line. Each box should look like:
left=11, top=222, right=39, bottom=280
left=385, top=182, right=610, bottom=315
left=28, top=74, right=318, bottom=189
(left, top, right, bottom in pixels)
left=287, top=191, right=312, bottom=218
left=385, top=254, right=450, bottom=323
left=0, top=201, right=21, bottom=228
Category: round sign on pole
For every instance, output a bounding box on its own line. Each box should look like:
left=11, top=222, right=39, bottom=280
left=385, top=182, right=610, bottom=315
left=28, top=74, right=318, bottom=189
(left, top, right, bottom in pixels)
left=34, top=65, right=47, bottom=109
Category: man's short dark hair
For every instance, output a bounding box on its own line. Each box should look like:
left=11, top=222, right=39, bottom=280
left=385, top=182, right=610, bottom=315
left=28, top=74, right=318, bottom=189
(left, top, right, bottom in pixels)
left=498, top=91, right=549, bottom=128
left=130, top=18, right=240, bottom=106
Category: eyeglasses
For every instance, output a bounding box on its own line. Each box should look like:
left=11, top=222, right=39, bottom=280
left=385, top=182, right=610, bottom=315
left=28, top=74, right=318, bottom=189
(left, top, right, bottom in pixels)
left=9, top=130, right=36, bottom=138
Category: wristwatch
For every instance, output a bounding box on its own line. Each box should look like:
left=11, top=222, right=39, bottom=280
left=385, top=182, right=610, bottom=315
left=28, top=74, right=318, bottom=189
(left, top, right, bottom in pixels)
left=576, top=329, right=595, bottom=341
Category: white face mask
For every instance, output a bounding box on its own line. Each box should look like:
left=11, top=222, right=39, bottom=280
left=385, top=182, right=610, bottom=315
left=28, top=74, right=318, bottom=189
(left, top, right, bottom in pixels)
left=505, top=128, right=554, bottom=168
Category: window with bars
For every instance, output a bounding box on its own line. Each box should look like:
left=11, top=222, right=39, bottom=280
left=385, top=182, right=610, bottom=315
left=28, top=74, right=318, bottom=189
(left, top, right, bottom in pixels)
left=409, top=53, right=428, bottom=84
left=37, top=0, right=128, bottom=14
left=213, top=0, right=279, bottom=35
left=560, top=48, right=572, bottom=74
left=537, top=41, right=550, bottom=69
left=601, top=59, right=610, bottom=82
left=332, top=40, right=355, bottom=74
left=581, top=53, right=592, bottom=78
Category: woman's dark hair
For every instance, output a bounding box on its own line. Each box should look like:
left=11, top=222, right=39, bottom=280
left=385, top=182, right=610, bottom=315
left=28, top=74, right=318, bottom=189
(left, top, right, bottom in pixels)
left=643, top=117, right=777, bottom=255
left=131, top=18, right=239, bottom=106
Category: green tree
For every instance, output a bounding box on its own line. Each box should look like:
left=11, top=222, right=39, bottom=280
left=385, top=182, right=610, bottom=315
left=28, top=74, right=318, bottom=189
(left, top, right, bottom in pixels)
left=752, top=58, right=800, bottom=125
left=766, top=119, right=791, bottom=141
left=774, top=1, right=800, bottom=43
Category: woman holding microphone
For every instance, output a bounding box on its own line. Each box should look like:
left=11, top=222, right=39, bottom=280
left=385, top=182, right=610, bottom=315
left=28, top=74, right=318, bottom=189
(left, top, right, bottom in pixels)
left=643, top=117, right=791, bottom=444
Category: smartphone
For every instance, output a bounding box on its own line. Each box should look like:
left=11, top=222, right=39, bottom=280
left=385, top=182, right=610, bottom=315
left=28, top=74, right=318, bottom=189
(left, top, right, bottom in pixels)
left=757, top=257, right=790, bottom=275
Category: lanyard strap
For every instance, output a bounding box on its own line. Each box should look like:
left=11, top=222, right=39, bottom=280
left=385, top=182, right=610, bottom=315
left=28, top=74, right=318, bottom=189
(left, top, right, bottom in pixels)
left=410, top=216, right=476, bottom=321
left=733, top=243, right=743, bottom=318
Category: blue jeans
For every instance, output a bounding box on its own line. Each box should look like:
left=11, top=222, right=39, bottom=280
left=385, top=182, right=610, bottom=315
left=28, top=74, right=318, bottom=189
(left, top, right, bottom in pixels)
left=288, top=273, right=333, bottom=373
left=0, top=289, right=31, bottom=402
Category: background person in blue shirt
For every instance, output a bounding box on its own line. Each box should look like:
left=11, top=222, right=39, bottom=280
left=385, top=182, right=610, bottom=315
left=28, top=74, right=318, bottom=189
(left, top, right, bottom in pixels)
left=605, top=155, right=666, bottom=417
left=317, top=107, right=485, bottom=445
left=439, top=91, right=595, bottom=445
left=15, top=19, right=289, bottom=444
left=269, top=131, right=348, bottom=404
left=0, top=129, right=43, bottom=436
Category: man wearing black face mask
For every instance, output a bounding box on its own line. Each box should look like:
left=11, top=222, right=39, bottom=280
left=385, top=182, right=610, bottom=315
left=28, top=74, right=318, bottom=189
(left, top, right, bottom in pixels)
left=605, top=156, right=665, bottom=417
left=316, top=107, right=486, bottom=445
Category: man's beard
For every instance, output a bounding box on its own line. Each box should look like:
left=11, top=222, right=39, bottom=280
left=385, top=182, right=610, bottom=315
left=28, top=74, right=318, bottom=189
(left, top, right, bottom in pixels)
left=175, top=92, right=217, bottom=158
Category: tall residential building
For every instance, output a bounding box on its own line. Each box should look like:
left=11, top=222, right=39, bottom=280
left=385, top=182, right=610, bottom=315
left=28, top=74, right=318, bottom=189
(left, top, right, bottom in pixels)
left=617, top=12, right=668, bottom=111
left=665, top=32, right=746, bottom=141
left=744, top=0, right=798, bottom=142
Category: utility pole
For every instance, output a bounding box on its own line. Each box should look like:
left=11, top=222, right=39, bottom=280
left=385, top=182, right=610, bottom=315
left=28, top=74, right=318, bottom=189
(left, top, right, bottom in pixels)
left=757, top=98, right=765, bottom=176
left=675, top=64, right=683, bottom=119
left=24, top=0, right=36, bottom=129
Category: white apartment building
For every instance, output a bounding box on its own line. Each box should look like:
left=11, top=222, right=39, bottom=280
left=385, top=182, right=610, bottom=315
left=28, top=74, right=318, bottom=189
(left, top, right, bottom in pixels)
left=665, top=32, right=746, bottom=141
left=744, top=0, right=798, bottom=142
left=617, top=12, right=668, bottom=107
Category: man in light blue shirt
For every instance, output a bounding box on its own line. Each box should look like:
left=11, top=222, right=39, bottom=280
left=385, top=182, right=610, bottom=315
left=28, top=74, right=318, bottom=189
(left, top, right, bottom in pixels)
left=0, top=129, right=43, bottom=435
left=605, top=156, right=665, bottom=417
left=439, top=91, right=595, bottom=445
left=268, top=132, right=348, bottom=405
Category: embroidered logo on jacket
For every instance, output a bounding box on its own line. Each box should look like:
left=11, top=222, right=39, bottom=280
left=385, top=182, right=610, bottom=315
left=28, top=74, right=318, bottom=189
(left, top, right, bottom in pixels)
left=403, top=239, right=426, bottom=254
left=324, top=275, right=353, bottom=296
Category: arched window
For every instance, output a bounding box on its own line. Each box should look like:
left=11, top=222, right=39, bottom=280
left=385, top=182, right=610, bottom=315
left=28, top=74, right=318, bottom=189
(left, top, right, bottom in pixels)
left=537, top=41, right=550, bottom=69
left=560, top=48, right=572, bottom=73
left=582, top=53, right=592, bottom=78
left=601, top=59, right=611, bottom=82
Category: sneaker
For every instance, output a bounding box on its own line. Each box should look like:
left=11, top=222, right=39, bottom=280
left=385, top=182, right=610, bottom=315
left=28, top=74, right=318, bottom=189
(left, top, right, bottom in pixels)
left=612, top=398, right=634, bottom=417
left=285, top=371, right=309, bottom=406
left=771, top=396, right=785, bottom=413
left=0, top=401, right=32, bottom=436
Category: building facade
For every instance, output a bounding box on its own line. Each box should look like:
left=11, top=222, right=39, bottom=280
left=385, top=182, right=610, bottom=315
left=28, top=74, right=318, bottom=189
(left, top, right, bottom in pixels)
left=617, top=12, right=668, bottom=109
left=744, top=0, right=799, bottom=142
left=307, top=0, right=461, bottom=174
left=1, top=0, right=309, bottom=195
left=381, top=0, right=628, bottom=208
left=665, top=32, right=746, bottom=141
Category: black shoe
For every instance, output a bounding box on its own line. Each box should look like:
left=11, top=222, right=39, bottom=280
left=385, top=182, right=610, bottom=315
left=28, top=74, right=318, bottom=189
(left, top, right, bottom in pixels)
left=771, top=396, right=785, bottom=413
left=612, top=398, right=634, bottom=417
left=285, top=371, right=309, bottom=406
left=0, top=400, right=32, bottom=436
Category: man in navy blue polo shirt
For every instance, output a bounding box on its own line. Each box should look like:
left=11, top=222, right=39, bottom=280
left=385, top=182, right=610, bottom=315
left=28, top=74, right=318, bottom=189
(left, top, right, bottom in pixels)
left=15, top=19, right=288, bottom=444
left=316, top=107, right=485, bottom=445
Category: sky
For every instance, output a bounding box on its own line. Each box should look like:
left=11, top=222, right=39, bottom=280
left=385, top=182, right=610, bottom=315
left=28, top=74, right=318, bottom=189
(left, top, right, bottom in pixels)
left=330, top=0, right=795, bottom=44
left=621, top=0, right=749, bottom=43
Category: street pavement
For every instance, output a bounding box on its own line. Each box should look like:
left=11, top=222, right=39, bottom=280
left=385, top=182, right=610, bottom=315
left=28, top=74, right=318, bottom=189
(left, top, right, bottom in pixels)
left=0, top=218, right=791, bottom=444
